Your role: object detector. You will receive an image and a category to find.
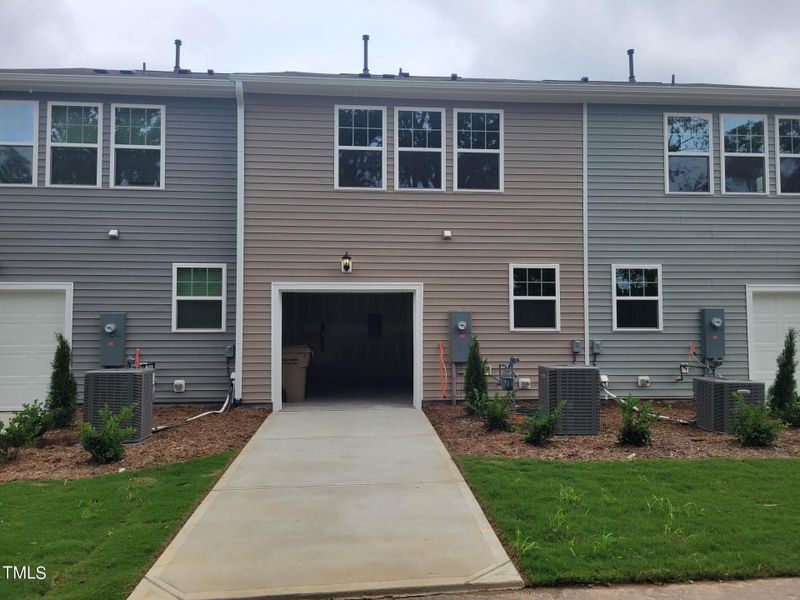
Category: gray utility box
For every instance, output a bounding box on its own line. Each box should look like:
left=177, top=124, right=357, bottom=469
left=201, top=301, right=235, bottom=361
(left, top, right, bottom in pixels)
left=539, top=365, right=601, bottom=435
left=693, top=377, right=765, bottom=433
left=700, top=308, right=725, bottom=362
left=84, top=368, right=154, bottom=443
left=99, top=313, right=127, bottom=367
left=449, top=311, right=472, bottom=363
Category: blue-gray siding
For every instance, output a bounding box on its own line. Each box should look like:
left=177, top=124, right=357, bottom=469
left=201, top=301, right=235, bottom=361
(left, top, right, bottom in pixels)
left=588, top=103, right=800, bottom=398
left=0, top=92, right=237, bottom=403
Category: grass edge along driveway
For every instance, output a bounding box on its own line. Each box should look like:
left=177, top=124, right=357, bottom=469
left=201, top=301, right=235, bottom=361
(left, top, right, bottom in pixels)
left=455, top=455, right=800, bottom=586
left=0, top=452, right=234, bottom=600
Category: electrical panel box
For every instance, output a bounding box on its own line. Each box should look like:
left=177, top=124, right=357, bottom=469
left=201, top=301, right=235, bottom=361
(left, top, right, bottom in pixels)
left=700, top=308, right=725, bottom=361
left=99, top=313, right=126, bottom=367
left=449, top=311, right=472, bottom=363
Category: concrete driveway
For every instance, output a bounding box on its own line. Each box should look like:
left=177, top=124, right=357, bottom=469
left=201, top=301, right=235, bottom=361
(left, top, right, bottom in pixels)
left=129, top=404, right=523, bottom=599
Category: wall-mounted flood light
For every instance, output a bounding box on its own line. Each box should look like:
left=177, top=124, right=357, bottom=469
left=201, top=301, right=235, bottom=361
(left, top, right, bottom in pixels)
left=341, top=251, right=353, bottom=273
left=107, top=228, right=120, bottom=239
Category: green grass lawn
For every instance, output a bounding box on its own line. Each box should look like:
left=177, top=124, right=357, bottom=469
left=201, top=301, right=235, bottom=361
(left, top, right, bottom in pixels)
left=456, top=456, right=800, bottom=586
left=0, top=452, right=233, bottom=600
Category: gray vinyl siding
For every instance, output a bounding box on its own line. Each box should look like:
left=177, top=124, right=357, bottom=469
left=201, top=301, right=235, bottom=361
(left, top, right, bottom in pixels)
left=242, top=93, right=585, bottom=404
left=0, top=92, right=236, bottom=403
left=588, top=103, right=800, bottom=398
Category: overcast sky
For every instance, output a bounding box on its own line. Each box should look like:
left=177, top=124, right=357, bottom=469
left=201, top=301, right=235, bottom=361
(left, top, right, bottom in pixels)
left=1, top=0, right=798, bottom=86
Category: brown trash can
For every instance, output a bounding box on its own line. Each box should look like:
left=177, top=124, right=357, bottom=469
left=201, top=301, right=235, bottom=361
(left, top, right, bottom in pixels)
left=282, top=345, right=314, bottom=402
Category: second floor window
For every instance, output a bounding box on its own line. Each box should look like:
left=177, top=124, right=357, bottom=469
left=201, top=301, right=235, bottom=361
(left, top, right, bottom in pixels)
left=454, top=109, right=503, bottom=191
left=665, top=114, right=711, bottom=193
left=777, top=116, right=800, bottom=194
left=0, top=101, right=37, bottom=186
left=335, top=106, right=385, bottom=189
left=112, top=104, right=165, bottom=188
left=47, top=102, right=101, bottom=187
left=395, top=108, right=444, bottom=190
left=722, top=114, right=766, bottom=194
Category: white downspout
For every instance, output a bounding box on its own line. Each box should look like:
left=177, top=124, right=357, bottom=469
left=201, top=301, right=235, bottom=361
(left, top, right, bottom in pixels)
left=234, top=80, right=245, bottom=401
left=582, top=102, right=590, bottom=366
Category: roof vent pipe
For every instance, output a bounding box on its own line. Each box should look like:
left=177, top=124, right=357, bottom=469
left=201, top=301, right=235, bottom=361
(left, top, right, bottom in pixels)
left=627, top=48, right=636, bottom=83
left=360, top=34, right=370, bottom=78
left=174, top=39, right=182, bottom=73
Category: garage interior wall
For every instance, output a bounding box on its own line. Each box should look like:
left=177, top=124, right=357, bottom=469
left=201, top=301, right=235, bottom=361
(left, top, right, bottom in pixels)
left=282, top=292, right=413, bottom=396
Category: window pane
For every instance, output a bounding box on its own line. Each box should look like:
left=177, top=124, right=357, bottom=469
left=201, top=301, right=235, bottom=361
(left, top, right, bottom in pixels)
left=542, top=268, right=556, bottom=282
left=615, top=269, right=630, bottom=297
left=668, top=156, right=709, bottom=192
left=397, top=129, right=412, bottom=148
left=0, top=145, right=33, bottom=184
left=630, top=270, right=645, bottom=297
left=667, top=116, right=709, bottom=153
left=513, top=282, right=526, bottom=296
left=176, top=299, right=223, bottom=330
left=338, top=108, right=353, bottom=127
left=723, top=116, right=765, bottom=153
left=780, top=157, right=800, bottom=193
left=397, top=151, right=441, bottom=189
left=338, top=108, right=382, bottom=148
left=457, top=153, right=499, bottom=190
left=0, top=103, right=35, bottom=144
left=338, top=149, right=382, bottom=188
left=616, top=299, right=659, bottom=329
left=514, top=299, right=556, bottom=329
left=51, top=105, right=98, bottom=144
left=50, top=147, right=97, bottom=185
left=724, top=156, right=765, bottom=193
left=114, top=149, right=161, bottom=187
left=778, top=118, right=800, bottom=154
left=527, top=269, right=542, bottom=284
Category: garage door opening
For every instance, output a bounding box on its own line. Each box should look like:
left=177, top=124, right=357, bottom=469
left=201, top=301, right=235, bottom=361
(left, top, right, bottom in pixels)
left=281, top=292, right=413, bottom=405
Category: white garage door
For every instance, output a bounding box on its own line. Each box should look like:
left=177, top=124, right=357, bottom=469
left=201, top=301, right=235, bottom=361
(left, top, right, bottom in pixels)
left=0, top=288, right=69, bottom=411
left=750, top=289, right=800, bottom=386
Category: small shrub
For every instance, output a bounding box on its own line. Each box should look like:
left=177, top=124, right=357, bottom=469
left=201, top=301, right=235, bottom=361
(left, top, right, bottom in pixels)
left=80, top=404, right=136, bottom=463
left=524, top=401, right=564, bottom=445
left=463, top=336, right=488, bottom=415
left=733, top=394, right=786, bottom=447
left=769, top=328, right=800, bottom=427
left=617, top=395, right=657, bottom=447
left=482, top=391, right=514, bottom=431
left=46, top=333, right=78, bottom=428
left=0, top=401, right=52, bottom=460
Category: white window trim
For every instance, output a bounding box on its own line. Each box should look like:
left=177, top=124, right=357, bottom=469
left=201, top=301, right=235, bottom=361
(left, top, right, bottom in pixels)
left=0, top=100, right=39, bottom=188
left=775, top=114, right=800, bottom=196
left=110, top=103, right=166, bottom=190
left=508, top=263, right=561, bottom=332
left=720, top=113, right=769, bottom=195
left=453, top=108, right=504, bottom=193
left=393, top=106, right=446, bottom=192
left=663, top=112, right=714, bottom=195
left=171, top=263, right=227, bottom=333
left=611, top=264, right=663, bottom=332
left=45, top=101, right=103, bottom=189
left=333, top=104, right=387, bottom=191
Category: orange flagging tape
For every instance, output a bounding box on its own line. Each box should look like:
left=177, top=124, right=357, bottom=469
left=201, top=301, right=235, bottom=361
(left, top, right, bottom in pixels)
left=438, top=341, right=447, bottom=400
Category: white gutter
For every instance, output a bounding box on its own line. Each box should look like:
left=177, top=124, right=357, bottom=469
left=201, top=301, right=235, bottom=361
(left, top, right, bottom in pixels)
left=582, top=102, right=590, bottom=366
left=0, top=73, right=234, bottom=98
left=234, top=80, right=245, bottom=401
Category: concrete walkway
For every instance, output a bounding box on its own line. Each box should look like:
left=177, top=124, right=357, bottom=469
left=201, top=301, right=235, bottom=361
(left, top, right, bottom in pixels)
left=129, top=405, right=523, bottom=599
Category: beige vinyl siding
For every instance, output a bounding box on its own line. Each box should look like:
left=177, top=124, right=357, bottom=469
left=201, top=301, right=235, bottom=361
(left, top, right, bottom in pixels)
left=242, top=93, right=584, bottom=403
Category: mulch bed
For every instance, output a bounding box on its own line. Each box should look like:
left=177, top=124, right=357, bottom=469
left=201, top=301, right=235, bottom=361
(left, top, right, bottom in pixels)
left=424, top=400, right=800, bottom=460
left=0, top=405, right=269, bottom=482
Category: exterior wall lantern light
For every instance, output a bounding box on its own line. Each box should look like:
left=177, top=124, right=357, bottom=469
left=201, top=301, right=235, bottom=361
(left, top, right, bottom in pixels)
left=341, top=251, right=353, bottom=273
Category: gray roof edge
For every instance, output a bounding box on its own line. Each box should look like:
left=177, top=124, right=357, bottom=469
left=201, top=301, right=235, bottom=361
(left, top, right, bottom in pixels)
left=234, top=73, right=800, bottom=106
left=0, top=72, right=236, bottom=98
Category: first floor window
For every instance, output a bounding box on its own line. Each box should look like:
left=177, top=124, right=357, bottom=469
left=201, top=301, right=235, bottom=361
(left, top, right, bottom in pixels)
left=665, top=114, right=711, bottom=193
left=173, top=264, right=226, bottom=332
left=335, top=106, right=385, bottom=189
left=722, top=114, right=766, bottom=193
left=777, top=116, right=800, bottom=194
left=0, top=101, right=37, bottom=185
left=613, top=265, right=661, bottom=330
left=112, top=104, right=164, bottom=188
left=47, top=102, right=101, bottom=186
left=510, top=264, right=559, bottom=330
left=395, top=108, right=444, bottom=190
left=455, top=109, right=502, bottom=191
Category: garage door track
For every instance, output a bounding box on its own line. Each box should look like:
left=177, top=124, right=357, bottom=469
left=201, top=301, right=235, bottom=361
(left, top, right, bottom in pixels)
left=129, top=405, right=523, bottom=599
